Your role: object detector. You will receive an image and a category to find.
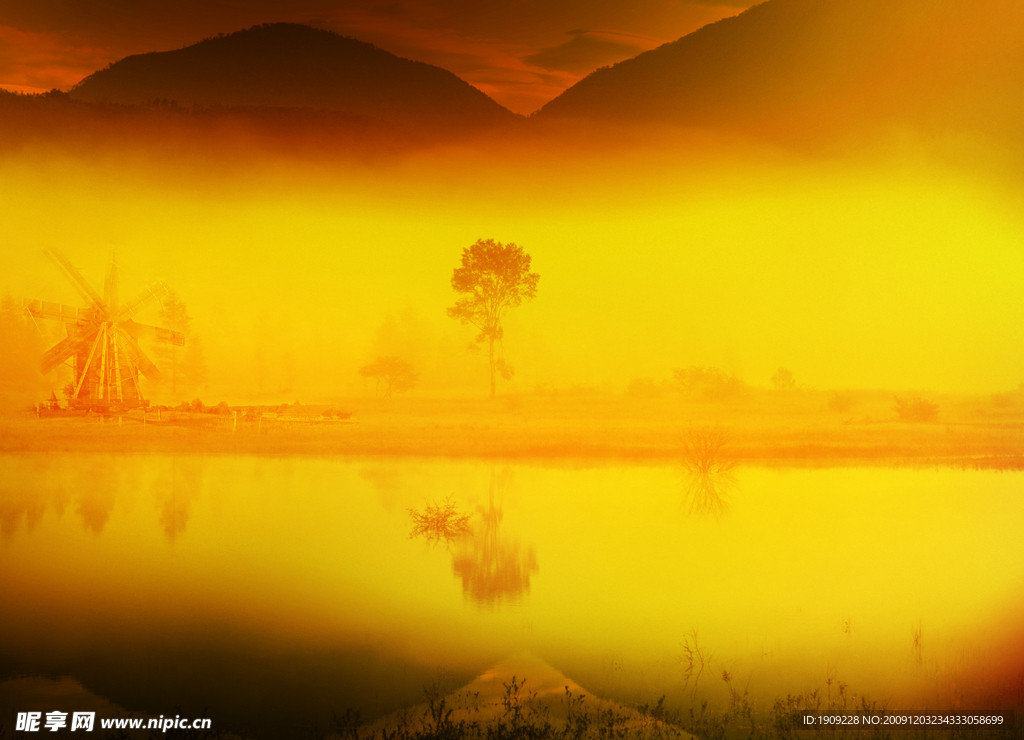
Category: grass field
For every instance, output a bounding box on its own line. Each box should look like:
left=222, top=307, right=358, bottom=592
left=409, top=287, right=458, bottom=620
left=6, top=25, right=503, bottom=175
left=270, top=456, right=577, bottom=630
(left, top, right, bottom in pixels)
left=2, top=388, right=1021, bottom=468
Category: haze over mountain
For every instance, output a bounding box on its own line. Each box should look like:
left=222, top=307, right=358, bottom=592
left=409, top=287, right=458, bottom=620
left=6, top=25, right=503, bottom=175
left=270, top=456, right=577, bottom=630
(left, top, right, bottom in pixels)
left=68, top=23, right=517, bottom=132
left=6, top=1, right=1023, bottom=162
left=535, top=0, right=1024, bottom=145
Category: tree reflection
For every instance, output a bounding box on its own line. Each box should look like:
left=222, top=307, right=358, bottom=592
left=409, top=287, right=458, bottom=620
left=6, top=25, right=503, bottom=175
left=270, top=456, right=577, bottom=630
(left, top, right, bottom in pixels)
left=76, top=466, right=117, bottom=534
left=0, top=491, right=47, bottom=541
left=681, top=427, right=736, bottom=515
left=1, top=465, right=88, bottom=540
left=451, top=495, right=538, bottom=606
left=153, top=458, right=203, bottom=542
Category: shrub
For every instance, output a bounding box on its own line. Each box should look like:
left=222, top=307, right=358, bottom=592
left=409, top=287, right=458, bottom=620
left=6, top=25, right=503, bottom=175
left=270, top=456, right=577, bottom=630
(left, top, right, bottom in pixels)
left=673, top=366, right=745, bottom=402
left=893, top=395, right=939, bottom=422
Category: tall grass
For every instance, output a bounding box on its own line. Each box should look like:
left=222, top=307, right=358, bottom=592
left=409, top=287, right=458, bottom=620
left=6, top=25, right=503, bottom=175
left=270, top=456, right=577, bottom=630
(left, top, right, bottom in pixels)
left=407, top=497, right=472, bottom=546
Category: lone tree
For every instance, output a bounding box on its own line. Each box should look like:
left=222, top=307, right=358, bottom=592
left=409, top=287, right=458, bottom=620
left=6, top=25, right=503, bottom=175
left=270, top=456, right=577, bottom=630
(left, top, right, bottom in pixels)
left=359, top=356, right=417, bottom=398
left=770, top=367, right=796, bottom=391
left=447, top=239, right=539, bottom=398
left=157, top=289, right=206, bottom=397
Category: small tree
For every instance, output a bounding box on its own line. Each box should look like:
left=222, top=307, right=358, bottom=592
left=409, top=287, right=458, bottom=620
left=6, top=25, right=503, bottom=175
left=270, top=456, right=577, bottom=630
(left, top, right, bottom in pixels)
left=771, top=367, right=796, bottom=390
left=359, top=356, right=417, bottom=398
left=157, top=289, right=207, bottom=399
left=447, top=239, right=539, bottom=398
left=158, top=290, right=191, bottom=395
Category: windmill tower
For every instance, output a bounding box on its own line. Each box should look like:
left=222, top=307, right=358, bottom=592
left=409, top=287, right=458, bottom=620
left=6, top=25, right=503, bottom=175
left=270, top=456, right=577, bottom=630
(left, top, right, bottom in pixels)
left=26, top=250, right=185, bottom=411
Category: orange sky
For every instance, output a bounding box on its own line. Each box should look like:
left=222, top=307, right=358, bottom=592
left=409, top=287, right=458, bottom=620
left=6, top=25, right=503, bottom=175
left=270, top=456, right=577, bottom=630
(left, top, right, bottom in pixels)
left=0, top=0, right=752, bottom=113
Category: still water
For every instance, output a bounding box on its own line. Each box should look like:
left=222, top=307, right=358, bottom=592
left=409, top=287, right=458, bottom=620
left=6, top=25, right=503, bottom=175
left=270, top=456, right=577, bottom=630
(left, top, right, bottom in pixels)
left=1, top=454, right=1022, bottom=736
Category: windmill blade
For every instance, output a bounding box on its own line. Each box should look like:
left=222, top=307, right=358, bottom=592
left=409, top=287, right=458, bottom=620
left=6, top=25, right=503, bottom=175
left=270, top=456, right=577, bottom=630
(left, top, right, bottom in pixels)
left=46, top=250, right=107, bottom=313
left=115, top=326, right=162, bottom=381
left=120, top=318, right=185, bottom=346
left=116, top=281, right=171, bottom=322
left=24, top=299, right=96, bottom=324
left=112, top=336, right=125, bottom=403
left=73, top=329, right=105, bottom=399
left=40, top=327, right=99, bottom=375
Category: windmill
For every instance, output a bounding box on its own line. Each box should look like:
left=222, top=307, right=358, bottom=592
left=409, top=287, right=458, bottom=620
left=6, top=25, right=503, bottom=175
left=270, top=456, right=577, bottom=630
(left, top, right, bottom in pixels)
left=26, top=250, right=184, bottom=411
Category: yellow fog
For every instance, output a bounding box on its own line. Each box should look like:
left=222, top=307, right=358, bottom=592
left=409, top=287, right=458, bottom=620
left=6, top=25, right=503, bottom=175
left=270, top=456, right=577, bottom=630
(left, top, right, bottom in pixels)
left=2, top=134, right=1022, bottom=405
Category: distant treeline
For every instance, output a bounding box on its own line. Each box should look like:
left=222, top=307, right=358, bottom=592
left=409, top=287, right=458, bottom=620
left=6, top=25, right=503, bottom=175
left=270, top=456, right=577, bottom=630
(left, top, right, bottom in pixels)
left=0, top=89, right=437, bottom=159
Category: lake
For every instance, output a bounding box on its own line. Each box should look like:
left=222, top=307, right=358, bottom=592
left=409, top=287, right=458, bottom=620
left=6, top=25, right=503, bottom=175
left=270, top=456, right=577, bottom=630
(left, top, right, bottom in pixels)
left=1, top=454, right=1021, bottom=737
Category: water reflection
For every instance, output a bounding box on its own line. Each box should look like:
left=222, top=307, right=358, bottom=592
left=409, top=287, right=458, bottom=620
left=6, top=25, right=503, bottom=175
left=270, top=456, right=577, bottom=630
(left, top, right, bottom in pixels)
left=0, top=455, right=206, bottom=541
left=406, top=470, right=540, bottom=605
left=451, top=495, right=538, bottom=606
left=407, top=496, right=472, bottom=546
left=2, top=452, right=1022, bottom=732
left=76, top=487, right=117, bottom=534
left=153, top=458, right=203, bottom=542
left=681, top=427, right=736, bottom=515
left=0, top=490, right=47, bottom=540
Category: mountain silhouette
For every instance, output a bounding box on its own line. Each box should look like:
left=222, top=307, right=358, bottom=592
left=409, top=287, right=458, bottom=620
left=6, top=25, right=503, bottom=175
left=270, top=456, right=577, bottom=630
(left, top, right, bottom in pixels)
left=69, top=23, right=517, bottom=132
left=534, top=0, right=1024, bottom=143
left=364, top=653, right=693, bottom=737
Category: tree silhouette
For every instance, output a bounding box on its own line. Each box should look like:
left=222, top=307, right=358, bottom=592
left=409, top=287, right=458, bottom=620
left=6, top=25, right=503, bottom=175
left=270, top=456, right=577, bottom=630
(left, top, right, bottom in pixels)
left=447, top=239, right=539, bottom=398
left=770, top=367, right=796, bottom=390
left=359, top=356, right=417, bottom=398
left=158, top=291, right=189, bottom=393
left=157, top=290, right=206, bottom=398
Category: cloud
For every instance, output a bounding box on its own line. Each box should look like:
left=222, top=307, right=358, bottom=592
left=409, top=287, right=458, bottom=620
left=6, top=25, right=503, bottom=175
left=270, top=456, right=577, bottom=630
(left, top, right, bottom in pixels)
left=525, top=29, right=664, bottom=74
left=0, top=25, right=111, bottom=90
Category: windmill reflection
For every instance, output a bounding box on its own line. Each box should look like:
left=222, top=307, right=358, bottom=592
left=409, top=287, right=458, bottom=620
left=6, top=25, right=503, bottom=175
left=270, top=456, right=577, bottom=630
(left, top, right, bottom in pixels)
left=451, top=496, right=538, bottom=606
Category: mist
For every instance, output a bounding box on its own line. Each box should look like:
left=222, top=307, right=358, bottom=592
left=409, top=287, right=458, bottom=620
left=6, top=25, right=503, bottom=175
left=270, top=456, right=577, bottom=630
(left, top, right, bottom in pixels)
left=3, top=123, right=1022, bottom=406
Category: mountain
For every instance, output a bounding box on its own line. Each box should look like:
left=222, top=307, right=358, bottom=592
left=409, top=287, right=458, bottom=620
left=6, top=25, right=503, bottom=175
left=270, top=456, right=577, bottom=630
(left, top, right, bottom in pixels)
left=363, top=653, right=693, bottom=738
left=534, top=0, right=1024, bottom=144
left=69, top=23, right=517, bottom=133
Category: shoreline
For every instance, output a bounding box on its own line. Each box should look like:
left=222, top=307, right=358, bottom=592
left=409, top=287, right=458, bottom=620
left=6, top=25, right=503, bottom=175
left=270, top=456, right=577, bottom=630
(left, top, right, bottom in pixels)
left=1, top=408, right=1021, bottom=469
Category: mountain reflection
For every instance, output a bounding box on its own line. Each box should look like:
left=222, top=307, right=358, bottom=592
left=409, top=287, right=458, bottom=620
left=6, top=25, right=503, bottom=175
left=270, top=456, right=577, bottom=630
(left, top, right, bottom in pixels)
left=451, top=496, right=538, bottom=606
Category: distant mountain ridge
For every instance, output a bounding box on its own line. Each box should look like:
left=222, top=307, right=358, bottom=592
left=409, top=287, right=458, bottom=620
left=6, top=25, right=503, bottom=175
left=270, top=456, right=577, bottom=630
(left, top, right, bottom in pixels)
left=69, top=23, right=517, bottom=132
left=535, top=0, right=1024, bottom=142
left=14, top=3, right=1024, bottom=157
